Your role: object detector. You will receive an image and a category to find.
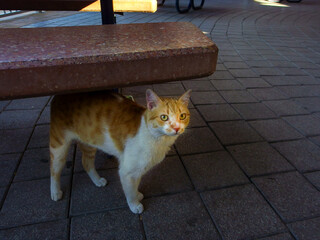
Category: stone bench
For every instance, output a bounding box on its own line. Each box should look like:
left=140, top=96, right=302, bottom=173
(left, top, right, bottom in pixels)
left=0, top=1, right=218, bottom=100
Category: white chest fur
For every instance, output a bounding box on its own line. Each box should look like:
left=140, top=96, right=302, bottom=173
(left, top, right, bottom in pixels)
left=120, top=116, right=177, bottom=178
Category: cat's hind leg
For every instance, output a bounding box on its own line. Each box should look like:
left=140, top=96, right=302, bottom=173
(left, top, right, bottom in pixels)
left=50, top=137, right=71, bottom=201
left=78, top=143, right=107, bottom=187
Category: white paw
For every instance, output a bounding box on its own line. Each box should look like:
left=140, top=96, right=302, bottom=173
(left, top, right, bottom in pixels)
left=51, top=190, right=63, bottom=201
left=94, top=177, right=107, bottom=187
left=137, top=192, right=144, bottom=201
left=129, top=202, right=144, bottom=214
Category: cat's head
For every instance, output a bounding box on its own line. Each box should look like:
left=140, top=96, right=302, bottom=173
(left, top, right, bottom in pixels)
left=145, top=89, right=192, bottom=137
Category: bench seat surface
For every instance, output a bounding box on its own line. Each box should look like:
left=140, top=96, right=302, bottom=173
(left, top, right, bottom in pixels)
left=0, top=22, right=218, bottom=99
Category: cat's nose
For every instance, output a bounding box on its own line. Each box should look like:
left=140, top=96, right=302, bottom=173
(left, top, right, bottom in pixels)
left=173, top=127, right=180, bottom=133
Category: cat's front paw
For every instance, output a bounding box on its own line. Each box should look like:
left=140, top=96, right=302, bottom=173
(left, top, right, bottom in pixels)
left=51, top=190, right=63, bottom=201
left=137, top=192, right=144, bottom=201
left=94, top=177, right=108, bottom=187
left=129, top=202, right=144, bottom=214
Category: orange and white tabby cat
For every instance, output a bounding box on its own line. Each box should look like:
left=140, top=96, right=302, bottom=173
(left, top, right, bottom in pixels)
left=50, top=89, right=191, bottom=214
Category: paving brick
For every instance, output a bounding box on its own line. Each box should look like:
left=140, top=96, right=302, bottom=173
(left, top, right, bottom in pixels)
left=257, top=232, right=294, bottom=240
left=249, top=119, right=303, bottom=142
left=219, top=90, right=258, bottom=103
left=220, top=50, right=239, bottom=56
left=14, top=148, right=73, bottom=182
left=201, top=184, right=285, bottom=240
left=0, top=187, right=6, bottom=204
left=264, top=54, right=286, bottom=61
left=27, top=124, right=50, bottom=148
left=142, top=192, right=220, bottom=240
left=294, top=97, right=320, bottom=112
left=153, top=83, right=185, bottom=96
left=280, top=68, right=308, bottom=76
left=278, top=85, right=320, bottom=98
left=122, top=85, right=153, bottom=97
left=252, top=67, right=284, bottom=76
left=0, top=177, right=70, bottom=229
left=248, top=88, right=288, bottom=101
left=245, top=60, right=273, bottom=68
left=309, top=136, right=320, bottom=147
left=263, top=99, right=309, bottom=116
left=190, top=91, right=225, bottom=105
left=223, top=61, right=249, bottom=69
left=0, top=128, right=33, bottom=154
left=229, top=69, right=259, bottom=78
left=237, top=77, right=271, bottom=88
left=133, top=96, right=148, bottom=108
left=305, top=69, right=320, bottom=78
left=288, top=217, right=320, bottom=240
left=0, top=220, right=69, bottom=240
left=210, top=70, right=234, bottom=80
left=0, top=153, right=20, bottom=187
left=188, top=108, right=207, bottom=128
left=210, top=80, right=244, bottom=90
left=0, top=110, right=40, bottom=129
left=182, top=151, right=248, bottom=191
left=216, top=63, right=227, bottom=71
left=197, top=104, right=242, bottom=122
left=175, top=127, right=223, bottom=155
left=37, top=106, right=50, bottom=124
left=240, top=54, right=265, bottom=61
left=304, top=171, right=320, bottom=191
left=220, top=56, right=243, bottom=62
left=313, top=112, right=320, bottom=119
left=253, top=171, right=320, bottom=222
left=232, top=102, right=277, bottom=120
left=210, top=121, right=263, bottom=145
left=228, top=142, right=294, bottom=177
left=182, top=80, right=215, bottom=91
left=263, top=76, right=300, bottom=86
left=6, top=97, right=49, bottom=110
left=74, top=148, right=118, bottom=173
left=70, top=169, right=127, bottom=215
left=283, top=115, right=320, bottom=136
left=238, top=49, right=258, bottom=55
left=0, top=101, right=9, bottom=112
left=140, top=155, right=192, bottom=196
left=272, top=139, right=320, bottom=172
left=271, top=60, right=296, bottom=68
left=71, top=209, right=143, bottom=240
left=293, top=61, right=319, bottom=69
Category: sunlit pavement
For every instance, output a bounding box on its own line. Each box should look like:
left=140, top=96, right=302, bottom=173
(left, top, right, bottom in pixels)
left=1, top=0, right=320, bottom=239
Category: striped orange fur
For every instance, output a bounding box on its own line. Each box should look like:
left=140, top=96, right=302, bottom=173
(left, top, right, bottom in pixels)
left=49, top=89, right=191, bottom=213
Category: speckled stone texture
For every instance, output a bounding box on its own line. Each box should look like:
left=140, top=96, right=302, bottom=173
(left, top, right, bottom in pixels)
left=182, top=151, right=248, bottom=191
left=253, top=172, right=320, bottom=223
left=0, top=177, right=70, bottom=229
left=228, top=142, right=294, bottom=177
left=201, top=184, right=285, bottom=240
left=70, top=170, right=127, bottom=215
left=288, top=217, right=320, bottom=240
left=71, top=209, right=144, bottom=240
left=139, top=156, right=193, bottom=197
left=0, top=220, right=69, bottom=240
left=142, top=192, right=220, bottom=240
left=0, top=22, right=218, bottom=99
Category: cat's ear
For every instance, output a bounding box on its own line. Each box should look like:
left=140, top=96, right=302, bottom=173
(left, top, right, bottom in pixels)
left=179, top=89, right=192, bottom=106
left=146, top=89, right=161, bottom=110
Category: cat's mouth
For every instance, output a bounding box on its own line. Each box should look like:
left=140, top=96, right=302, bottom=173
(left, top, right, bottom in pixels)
left=168, top=128, right=183, bottom=136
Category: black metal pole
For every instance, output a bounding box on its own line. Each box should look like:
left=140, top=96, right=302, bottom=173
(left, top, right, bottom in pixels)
left=100, top=0, right=115, bottom=24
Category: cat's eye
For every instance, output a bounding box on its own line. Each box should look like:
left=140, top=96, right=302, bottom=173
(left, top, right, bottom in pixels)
left=160, top=115, right=169, bottom=121
left=180, top=113, right=187, bottom=120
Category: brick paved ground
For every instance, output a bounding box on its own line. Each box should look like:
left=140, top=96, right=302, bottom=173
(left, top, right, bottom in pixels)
left=1, top=0, right=320, bottom=239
